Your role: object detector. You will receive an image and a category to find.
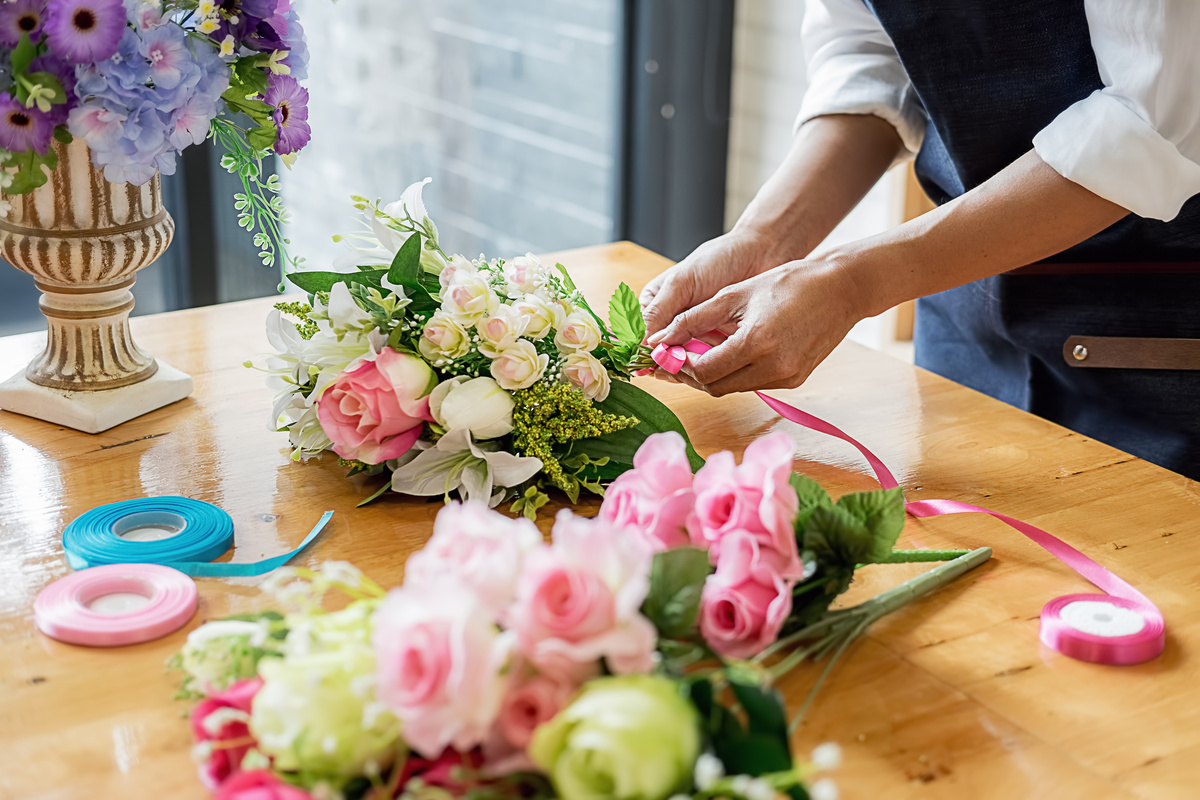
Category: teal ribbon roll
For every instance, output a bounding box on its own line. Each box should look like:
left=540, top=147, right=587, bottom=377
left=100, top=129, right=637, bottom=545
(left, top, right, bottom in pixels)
left=62, top=496, right=333, bottom=577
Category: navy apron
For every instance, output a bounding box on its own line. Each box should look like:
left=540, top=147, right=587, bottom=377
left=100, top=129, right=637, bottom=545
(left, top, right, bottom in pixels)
left=864, top=0, right=1200, bottom=478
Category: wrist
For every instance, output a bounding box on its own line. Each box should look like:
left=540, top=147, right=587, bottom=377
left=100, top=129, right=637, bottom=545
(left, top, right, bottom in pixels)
left=816, top=241, right=907, bottom=321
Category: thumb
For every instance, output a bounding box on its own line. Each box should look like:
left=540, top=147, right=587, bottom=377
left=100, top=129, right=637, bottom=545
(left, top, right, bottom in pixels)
left=642, top=270, right=697, bottom=337
left=648, top=292, right=736, bottom=347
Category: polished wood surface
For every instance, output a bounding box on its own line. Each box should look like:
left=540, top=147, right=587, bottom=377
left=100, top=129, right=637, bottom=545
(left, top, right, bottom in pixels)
left=2, top=242, right=1198, bottom=800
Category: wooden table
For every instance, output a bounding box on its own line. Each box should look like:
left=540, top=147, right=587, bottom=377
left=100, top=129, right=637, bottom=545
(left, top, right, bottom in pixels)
left=2, top=242, right=1198, bottom=800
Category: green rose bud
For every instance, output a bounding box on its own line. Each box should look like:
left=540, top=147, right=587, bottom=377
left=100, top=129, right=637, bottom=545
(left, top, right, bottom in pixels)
left=179, top=620, right=275, bottom=695
left=530, top=675, right=701, bottom=800
left=250, top=646, right=401, bottom=786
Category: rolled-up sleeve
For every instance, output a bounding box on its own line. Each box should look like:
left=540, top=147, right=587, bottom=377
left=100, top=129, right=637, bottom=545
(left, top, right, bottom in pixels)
left=794, top=0, right=927, bottom=156
left=1033, top=0, right=1200, bottom=221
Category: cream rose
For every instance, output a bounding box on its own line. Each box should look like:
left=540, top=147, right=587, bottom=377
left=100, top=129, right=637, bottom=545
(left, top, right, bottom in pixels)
left=418, top=310, right=471, bottom=362
left=428, top=376, right=515, bottom=439
left=442, top=272, right=499, bottom=325
left=554, top=311, right=602, bottom=354
left=490, top=339, right=549, bottom=391
left=562, top=352, right=610, bottom=401
left=503, top=253, right=549, bottom=296
left=476, top=304, right=529, bottom=357
left=511, top=295, right=565, bottom=340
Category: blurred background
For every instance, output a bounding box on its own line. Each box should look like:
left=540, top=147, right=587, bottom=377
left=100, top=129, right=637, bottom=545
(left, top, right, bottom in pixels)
left=0, top=0, right=921, bottom=357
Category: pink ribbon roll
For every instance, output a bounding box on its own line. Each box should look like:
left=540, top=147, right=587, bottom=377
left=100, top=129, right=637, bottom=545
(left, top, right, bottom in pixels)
left=651, top=339, right=1165, bottom=665
left=35, top=563, right=198, bottom=647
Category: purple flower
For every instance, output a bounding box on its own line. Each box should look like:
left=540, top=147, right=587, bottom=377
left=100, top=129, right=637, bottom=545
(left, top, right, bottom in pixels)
left=0, top=0, right=46, bottom=48
left=44, top=0, right=125, bottom=64
left=263, top=72, right=308, bottom=155
left=0, top=94, right=54, bottom=152
left=138, top=23, right=195, bottom=91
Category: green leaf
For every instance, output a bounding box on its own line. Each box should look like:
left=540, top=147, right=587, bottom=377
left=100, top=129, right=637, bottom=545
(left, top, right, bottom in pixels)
left=285, top=269, right=388, bottom=294
left=11, top=33, right=35, bottom=76
left=554, top=262, right=578, bottom=293
left=246, top=122, right=277, bottom=152
left=387, top=232, right=422, bottom=287
left=729, top=681, right=789, bottom=742
left=6, top=147, right=57, bottom=194
left=356, top=480, right=393, bottom=508
left=53, top=126, right=73, bottom=145
left=717, top=734, right=794, bottom=776
left=607, top=282, right=646, bottom=347
left=804, top=503, right=872, bottom=565
left=790, top=472, right=832, bottom=533
left=642, top=548, right=712, bottom=639
left=836, top=487, right=906, bottom=563
left=584, top=379, right=705, bottom=471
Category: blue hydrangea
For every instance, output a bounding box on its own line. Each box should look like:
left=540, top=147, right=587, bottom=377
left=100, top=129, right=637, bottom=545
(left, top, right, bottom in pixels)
left=68, top=16, right=230, bottom=185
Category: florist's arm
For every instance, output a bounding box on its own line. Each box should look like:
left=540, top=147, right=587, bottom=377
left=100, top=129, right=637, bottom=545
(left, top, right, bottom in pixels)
left=647, top=151, right=1130, bottom=396
left=639, top=113, right=903, bottom=335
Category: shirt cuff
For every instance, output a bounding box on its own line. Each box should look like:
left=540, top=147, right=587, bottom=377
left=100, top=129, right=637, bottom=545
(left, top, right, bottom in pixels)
left=1033, top=90, right=1200, bottom=222
left=794, top=53, right=927, bottom=157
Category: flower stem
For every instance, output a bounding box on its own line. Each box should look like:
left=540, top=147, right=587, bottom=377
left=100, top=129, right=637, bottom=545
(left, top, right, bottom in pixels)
left=876, top=548, right=971, bottom=563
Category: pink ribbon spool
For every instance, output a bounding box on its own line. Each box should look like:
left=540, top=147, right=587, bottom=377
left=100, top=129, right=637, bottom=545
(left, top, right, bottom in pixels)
left=651, top=338, right=1166, bottom=665
left=34, top=563, right=198, bottom=647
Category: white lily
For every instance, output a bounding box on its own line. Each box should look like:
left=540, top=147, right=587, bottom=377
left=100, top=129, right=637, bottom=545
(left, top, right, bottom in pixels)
left=390, top=428, right=541, bottom=507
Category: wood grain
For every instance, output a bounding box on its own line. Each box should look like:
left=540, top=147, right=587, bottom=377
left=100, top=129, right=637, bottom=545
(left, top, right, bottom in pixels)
left=1, top=242, right=1197, bottom=800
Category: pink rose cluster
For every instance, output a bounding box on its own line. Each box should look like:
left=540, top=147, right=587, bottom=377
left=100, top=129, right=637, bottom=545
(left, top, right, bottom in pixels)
left=600, top=431, right=803, bottom=659
left=371, top=501, right=656, bottom=770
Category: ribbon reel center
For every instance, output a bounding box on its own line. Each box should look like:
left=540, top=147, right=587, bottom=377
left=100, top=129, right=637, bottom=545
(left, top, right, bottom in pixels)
left=77, top=575, right=155, bottom=616
left=111, top=510, right=188, bottom=542
left=1059, top=599, right=1146, bottom=637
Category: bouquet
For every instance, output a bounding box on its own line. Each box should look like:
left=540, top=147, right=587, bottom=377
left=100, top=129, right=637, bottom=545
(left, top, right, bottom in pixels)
left=0, top=0, right=318, bottom=269
left=172, top=432, right=990, bottom=800
left=258, top=178, right=702, bottom=515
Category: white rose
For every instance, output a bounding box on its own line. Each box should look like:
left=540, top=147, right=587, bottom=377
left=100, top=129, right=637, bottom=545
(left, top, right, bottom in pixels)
left=490, top=339, right=549, bottom=391
left=428, top=376, right=515, bottom=439
left=511, top=295, right=565, bottom=340
left=476, top=304, right=529, bottom=357
left=554, top=310, right=602, bottom=353
left=440, top=254, right=477, bottom=291
left=418, top=310, right=471, bottom=362
left=442, top=271, right=499, bottom=325
left=562, top=351, right=611, bottom=401
left=503, top=253, right=549, bottom=296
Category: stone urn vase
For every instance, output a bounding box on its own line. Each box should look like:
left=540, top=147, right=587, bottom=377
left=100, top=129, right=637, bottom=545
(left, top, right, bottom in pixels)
left=0, top=138, right=193, bottom=433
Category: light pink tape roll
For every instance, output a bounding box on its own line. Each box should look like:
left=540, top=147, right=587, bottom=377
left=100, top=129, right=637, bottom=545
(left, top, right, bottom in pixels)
left=35, top=563, right=198, bottom=647
left=651, top=338, right=1166, bottom=665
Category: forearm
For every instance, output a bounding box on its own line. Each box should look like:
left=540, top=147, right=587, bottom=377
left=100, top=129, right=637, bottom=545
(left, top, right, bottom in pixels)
left=833, top=150, right=1131, bottom=317
left=735, top=114, right=905, bottom=265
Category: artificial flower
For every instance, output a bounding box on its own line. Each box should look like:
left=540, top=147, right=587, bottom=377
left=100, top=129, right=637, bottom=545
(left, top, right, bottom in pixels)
left=316, top=346, right=435, bottom=465
left=476, top=304, right=529, bottom=357
left=179, top=619, right=275, bottom=695
left=403, top=501, right=540, bottom=615
left=43, top=0, right=125, bottom=64
left=389, top=428, right=542, bottom=507
left=489, top=338, right=548, bottom=391
left=529, top=675, right=701, bottom=800
left=484, top=659, right=598, bottom=774
left=442, top=271, right=500, bottom=326
left=417, top=309, right=471, bottom=363
left=191, top=677, right=263, bottom=789
left=561, top=351, right=610, bottom=401
left=511, top=294, right=564, bottom=340
left=0, top=0, right=45, bottom=48
left=599, top=431, right=696, bottom=551
left=0, top=94, right=53, bottom=153
left=503, top=253, right=549, bottom=296
left=372, top=576, right=512, bottom=757
left=699, top=531, right=793, bottom=659
left=510, top=510, right=657, bottom=674
left=264, top=72, right=310, bottom=155
left=428, top=376, right=515, bottom=440
left=213, top=770, right=313, bottom=800
left=554, top=310, right=602, bottom=354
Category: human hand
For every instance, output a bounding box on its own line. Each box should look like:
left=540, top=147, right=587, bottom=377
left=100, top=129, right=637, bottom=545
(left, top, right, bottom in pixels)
left=645, top=258, right=865, bottom=396
left=639, top=230, right=782, bottom=338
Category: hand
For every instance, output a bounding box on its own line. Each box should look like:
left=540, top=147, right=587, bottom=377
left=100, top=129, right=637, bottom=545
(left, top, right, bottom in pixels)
left=646, top=258, right=864, bottom=397
left=639, top=230, right=782, bottom=338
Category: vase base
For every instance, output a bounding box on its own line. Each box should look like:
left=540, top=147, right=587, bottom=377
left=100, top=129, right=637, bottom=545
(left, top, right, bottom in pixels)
left=0, top=360, right=193, bottom=434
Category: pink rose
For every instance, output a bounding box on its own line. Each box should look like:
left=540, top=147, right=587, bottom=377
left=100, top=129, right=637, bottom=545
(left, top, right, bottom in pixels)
left=190, top=678, right=263, bottom=790
left=483, top=659, right=596, bottom=774
left=509, top=511, right=656, bottom=675
left=405, top=501, right=542, bottom=617
left=316, top=347, right=436, bottom=464
left=373, top=578, right=512, bottom=757
left=689, top=433, right=803, bottom=579
left=600, top=431, right=695, bottom=551
left=700, top=532, right=793, bottom=660
left=398, top=748, right=485, bottom=794
left=214, top=770, right=312, bottom=800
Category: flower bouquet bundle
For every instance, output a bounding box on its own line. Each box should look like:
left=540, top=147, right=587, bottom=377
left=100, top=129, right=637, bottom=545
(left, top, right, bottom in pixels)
left=0, top=0, right=315, bottom=265
left=173, top=432, right=989, bottom=800
left=260, top=179, right=702, bottom=513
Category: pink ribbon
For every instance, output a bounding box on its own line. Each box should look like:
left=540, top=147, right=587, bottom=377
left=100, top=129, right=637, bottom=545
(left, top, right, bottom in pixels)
left=652, top=339, right=1165, bottom=665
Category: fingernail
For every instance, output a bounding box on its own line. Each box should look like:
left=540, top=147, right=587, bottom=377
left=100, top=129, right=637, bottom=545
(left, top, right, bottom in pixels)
left=647, top=330, right=666, bottom=345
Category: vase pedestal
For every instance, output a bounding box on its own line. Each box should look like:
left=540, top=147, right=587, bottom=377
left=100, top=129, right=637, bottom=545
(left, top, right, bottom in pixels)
left=0, top=360, right=193, bottom=434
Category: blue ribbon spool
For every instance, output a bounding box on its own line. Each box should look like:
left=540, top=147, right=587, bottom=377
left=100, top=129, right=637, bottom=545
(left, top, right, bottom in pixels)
left=62, top=497, right=333, bottom=577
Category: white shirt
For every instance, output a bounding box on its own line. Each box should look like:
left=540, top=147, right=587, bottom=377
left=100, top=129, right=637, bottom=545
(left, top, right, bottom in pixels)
left=795, top=0, right=1200, bottom=222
